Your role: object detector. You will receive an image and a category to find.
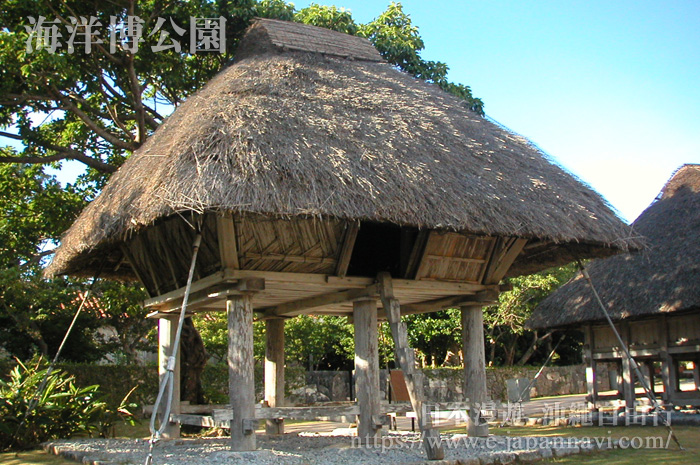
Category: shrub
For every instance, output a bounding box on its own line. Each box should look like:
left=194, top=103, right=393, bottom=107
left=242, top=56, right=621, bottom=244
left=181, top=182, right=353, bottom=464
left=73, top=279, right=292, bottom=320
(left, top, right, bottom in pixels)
left=0, top=357, right=136, bottom=451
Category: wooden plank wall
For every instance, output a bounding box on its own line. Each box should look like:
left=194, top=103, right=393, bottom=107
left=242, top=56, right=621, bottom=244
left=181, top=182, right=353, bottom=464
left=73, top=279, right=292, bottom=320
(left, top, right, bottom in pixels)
left=414, top=232, right=495, bottom=283
left=235, top=214, right=345, bottom=275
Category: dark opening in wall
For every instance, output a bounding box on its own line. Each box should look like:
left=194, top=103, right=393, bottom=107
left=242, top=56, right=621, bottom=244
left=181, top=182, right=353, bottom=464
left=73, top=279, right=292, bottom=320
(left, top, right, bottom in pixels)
left=346, top=221, right=420, bottom=278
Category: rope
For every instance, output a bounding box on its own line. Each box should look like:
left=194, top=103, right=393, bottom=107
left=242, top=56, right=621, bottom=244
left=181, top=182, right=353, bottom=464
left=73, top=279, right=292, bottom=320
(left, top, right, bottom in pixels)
left=499, top=335, right=565, bottom=426
left=12, top=267, right=103, bottom=446
left=144, top=232, right=202, bottom=465
left=576, top=259, right=684, bottom=450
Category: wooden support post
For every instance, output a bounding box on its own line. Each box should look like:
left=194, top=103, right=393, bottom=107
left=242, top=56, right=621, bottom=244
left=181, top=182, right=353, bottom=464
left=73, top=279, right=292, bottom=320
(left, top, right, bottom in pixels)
left=378, top=273, right=445, bottom=461
left=645, top=361, right=656, bottom=394
left=693, top=360, right=700, bottom=391
left=619, top=322, right=635, bottom=413
left=265, top=319, right=285, bottom=435
left=620, top=354, right=636, bottom=413
left=658, top=315, right=673, bottom=406
left=461, top=305, right=489, bottom=437
left=583, top=324, right=598, bottom=411
left=158, top=317, right=181, bottom=439
left=228, top=294, right=256, bottom=451
left=353, top=298, right=381, bottom=444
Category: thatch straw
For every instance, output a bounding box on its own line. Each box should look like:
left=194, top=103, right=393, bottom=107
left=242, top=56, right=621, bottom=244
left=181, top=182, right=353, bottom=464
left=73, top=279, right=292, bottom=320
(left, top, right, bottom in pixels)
left=47, top=19, right=640, bottom=279
left=528, top=164, right=700, bottom=329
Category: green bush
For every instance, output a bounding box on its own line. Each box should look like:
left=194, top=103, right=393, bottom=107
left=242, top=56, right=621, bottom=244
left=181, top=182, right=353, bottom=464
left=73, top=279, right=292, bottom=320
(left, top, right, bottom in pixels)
left=0, top=357, right=137, bottom=451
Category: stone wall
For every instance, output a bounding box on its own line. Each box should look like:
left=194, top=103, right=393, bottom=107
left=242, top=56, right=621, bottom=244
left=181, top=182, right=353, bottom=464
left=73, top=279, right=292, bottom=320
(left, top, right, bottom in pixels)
left=294, top=365, right=594, bottom=404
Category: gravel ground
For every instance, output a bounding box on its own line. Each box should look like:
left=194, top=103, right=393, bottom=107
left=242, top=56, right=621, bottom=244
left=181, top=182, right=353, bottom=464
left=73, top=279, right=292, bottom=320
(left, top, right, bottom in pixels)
left=44, top=431, right=609, bottom=465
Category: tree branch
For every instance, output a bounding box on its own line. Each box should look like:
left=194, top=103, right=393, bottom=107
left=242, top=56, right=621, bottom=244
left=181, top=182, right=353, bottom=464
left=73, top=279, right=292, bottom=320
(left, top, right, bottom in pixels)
left=126, top=55, right=147, bottom=143
left=51, top=87, right=136, bottom=151
left=0, top=135, right=117, bottom=173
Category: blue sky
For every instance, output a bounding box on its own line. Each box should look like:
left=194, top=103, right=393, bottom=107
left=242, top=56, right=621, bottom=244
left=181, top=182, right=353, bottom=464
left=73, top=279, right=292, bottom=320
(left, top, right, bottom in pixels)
left=293, top=0, right=699, bottom=222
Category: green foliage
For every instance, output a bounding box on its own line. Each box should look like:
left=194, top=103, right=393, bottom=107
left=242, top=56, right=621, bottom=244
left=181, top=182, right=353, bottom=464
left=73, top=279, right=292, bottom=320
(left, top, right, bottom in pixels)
left=283, top=315, right=354, bottom=370
left=295, top=3, right=358, bottom=34
left=0, top=162, right=83, bottom=266
left=0, top=0, right=485, bottom=370
left=90, top=280, right=151, bottom=364
left=484, top=264, right=579, bottom=366
left=359, top=3, right=484, bottom=114
left=195, top=313, right=354, bottom=370
left=405, top=309, right=462, bottom=367
left=0, top=356, right=136, bottom=451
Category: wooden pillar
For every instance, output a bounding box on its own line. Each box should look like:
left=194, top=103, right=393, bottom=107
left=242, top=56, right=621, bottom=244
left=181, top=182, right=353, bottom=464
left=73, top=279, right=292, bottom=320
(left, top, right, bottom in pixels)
left=228, top=294, right=256, bottom=451
left=583, top=324, right=598, bottom=411
left=378, top=273, right=444, bottom=460
left=461, top=305, right=489, bottom=437
left=353, top=298, right=381, bottom=444
left=620, top=354, right=635, bottom=413
left=158, top=317, right=181, bottom=439
left=265, top=318, right=285, bottom=435
left=693, top=360, right=700, bottom=391
left=645, top=361, right=656, bottom=394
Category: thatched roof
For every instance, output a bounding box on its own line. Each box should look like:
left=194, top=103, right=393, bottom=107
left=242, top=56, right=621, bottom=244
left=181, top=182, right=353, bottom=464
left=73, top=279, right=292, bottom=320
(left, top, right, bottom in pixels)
left=528, top=164, right=700, bottom=329
left=47, top=18, right=639, bottom=279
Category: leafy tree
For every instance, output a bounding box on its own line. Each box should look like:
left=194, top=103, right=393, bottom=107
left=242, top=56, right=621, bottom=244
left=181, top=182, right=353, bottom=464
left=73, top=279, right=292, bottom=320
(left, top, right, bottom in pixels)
left=405, top=309, right=462, bottom=367
left=483, top=264, right=578, bottom=366
left=0, top=356, right=137, bottom=451
left=0, top=1, right=485, bottom=390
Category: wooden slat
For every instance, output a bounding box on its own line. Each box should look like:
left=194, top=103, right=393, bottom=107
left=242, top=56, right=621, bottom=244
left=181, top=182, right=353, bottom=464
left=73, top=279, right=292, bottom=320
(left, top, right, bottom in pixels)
left=143, top=272, right=226, bottom=308
left=120, top=244, right=153, bottom=298
left=149, top=279, right=266, bottom=313
left=483, top=238, right=528, bottom=284
left=335, top=222, right=359, bottom=278
left=378, top=272, right=444, bottom=460
left=261, top=284, right=380, bottom=318
left=240, top=252, right=337, bottom=265
left=215, top=404, right=361, bottom=422
left=217, top=214, right=240, bottom=269
left=404, top=230, right=429, bottom=279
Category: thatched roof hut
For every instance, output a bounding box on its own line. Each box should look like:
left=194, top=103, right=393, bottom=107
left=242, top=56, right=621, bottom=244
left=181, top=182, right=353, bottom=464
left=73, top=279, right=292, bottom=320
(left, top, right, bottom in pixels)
left=44, top=18, right=644, bottom=447
left=47, top=18, right=638, bottom=293
left=528, top=163, right=700, bottom=329
left=527, top=164, right=700, bottom=411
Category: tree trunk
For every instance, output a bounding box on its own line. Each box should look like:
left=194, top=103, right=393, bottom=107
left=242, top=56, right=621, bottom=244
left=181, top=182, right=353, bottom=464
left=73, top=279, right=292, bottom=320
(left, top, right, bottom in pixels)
left=516, top=330, right=553, bottom=366
left=180, top=317, right=208, bottom=404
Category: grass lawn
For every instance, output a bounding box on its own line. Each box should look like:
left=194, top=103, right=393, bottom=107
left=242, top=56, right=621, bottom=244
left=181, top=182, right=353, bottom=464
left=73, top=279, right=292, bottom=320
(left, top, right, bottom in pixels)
left=0, top=451, right=75, bottom=465
left=475, top=424, right=700, bottom=464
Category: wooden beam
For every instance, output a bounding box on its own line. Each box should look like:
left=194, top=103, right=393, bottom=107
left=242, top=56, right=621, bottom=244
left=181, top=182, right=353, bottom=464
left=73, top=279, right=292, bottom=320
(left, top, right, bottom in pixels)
left=120, top=244, right=153, bottom=298
left=158, top=317, right=180, bottom=438
left=461, top=305, right=489, bottom=437
left=215, top=404, right=361, bottom=422
left=619, top=321, right=635, bottom=413
left=404, top=230, right=429, bottom=279
left=335, top=221, right=359, bottom=278
left=265, top=319, right=285, bottom=435
left=224, top=269, right=488, bottom=295
left=143, top=272, right=226, bottom=308
left=353, top=298, right=381, bottom=444
left=413, top=231, right=435, bottom=279
left=228, top=294, right=256, bottom=451
left=240, top=252, right=337, bottom=265
left=425, top=254, right=486, bottom=264
left=217, top=214, right=240, bottom=270
left=483, top=237, right=528, bottom=284
left=260, top=284, right=380, bottom=318
left=390, top=289, right=498, bottom=317
left=171, top=414, right=227, bottom=429
left=377, top=273, right=444, bottom=460
left=476, top=237, right=498, bottom=284
left=148, top=279, right=265, bottom=312
left=583, top=324, right=598, bottom=411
